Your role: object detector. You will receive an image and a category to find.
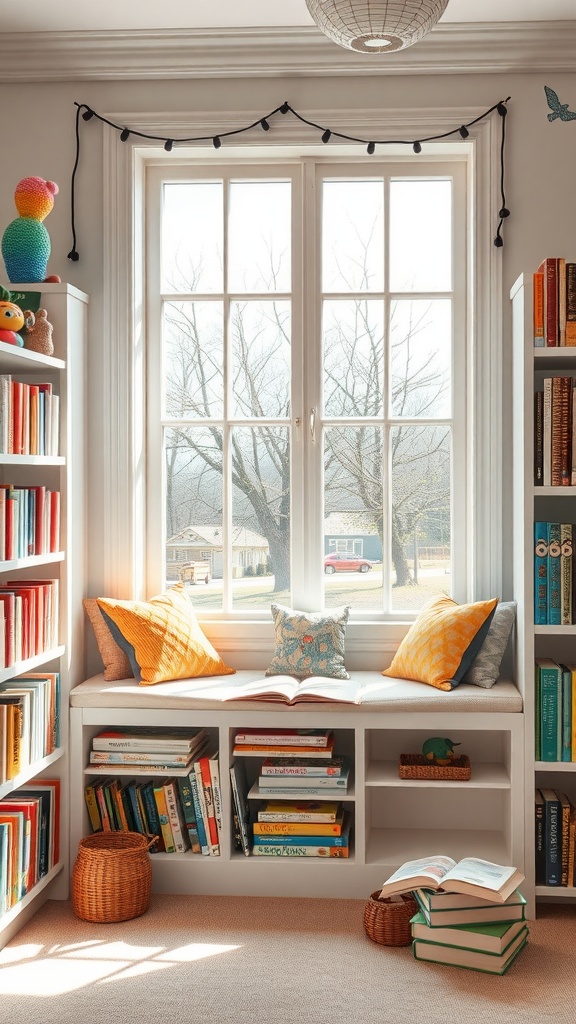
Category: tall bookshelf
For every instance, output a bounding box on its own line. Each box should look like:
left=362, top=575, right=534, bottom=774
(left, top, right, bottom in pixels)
left=0, top=282, right=87, bottom=949
left=512, top=271, right=576, bottom=910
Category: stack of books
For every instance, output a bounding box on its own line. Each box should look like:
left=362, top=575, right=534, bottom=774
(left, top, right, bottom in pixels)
left=379, top=855, right=528, bottom=975
left=84, top=726, right=223, bottom=856
left=252, top=800, right=350, bottom=858
left=533, top=525, right=574, bottom=626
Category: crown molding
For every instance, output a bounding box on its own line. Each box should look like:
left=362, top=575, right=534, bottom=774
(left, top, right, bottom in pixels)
left=1, top=22, right=576, bottom=82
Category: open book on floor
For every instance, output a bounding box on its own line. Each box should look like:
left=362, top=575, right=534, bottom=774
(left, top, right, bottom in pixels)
left=379, top=855, right=525, bottom=905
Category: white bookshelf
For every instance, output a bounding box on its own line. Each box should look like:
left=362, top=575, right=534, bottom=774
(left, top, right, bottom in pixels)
left=511, top=271, right=576, bottom=910
left=69, top=703, right=525, bottom=903
left=0, top=283, right=87, bottom=949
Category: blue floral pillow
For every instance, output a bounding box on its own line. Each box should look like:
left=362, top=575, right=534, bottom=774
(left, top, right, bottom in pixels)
left=266, top=603, right=350, bottom=680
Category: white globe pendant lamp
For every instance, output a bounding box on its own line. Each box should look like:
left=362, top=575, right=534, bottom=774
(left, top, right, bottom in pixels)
left=305, top=0, right=449, bottom=53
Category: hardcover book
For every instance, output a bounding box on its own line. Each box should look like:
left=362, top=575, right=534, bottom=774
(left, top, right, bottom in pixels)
left=409, top=911, right=526, bottom=955
left=534, top=521, right=548, bottom=625
left=414, top=889, right=526, bottom=928
left=547, top=522, right=562, bottom=625
left=541, top=788, right=561, bottom=886
left=257, top=801, right=342, bottom=823
left=537, top=658, right=562, bottom=762
left=412, top=928, right=528, bottom=975
left=379, top=855, right=525, bottom=904
left=234, top=729, right=333, bottom=747
left=260, top=755, right=349, bottom=777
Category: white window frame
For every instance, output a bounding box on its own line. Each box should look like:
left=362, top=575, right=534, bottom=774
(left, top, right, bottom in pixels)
left=100, top=108, right=503, bottom=664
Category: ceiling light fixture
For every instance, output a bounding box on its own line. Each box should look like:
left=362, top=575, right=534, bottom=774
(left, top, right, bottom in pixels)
left=305, top=0, right=449, bottom=53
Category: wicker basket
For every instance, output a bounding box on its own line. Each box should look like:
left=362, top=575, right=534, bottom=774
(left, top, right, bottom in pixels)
left=363, top=890, right=418, bottom=946
left=398, top=754, right=471, bottom=781
left=72, top=831, right=155, bottom=923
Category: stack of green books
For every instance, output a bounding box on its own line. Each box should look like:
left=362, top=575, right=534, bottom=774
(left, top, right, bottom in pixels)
left=411, top=889, right=529, bottom=975
left=378, top=855, right=529, bottom=976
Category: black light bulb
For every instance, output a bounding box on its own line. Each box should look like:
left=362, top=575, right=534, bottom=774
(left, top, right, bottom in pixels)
left=213, top=136, right=222, bottom=149
left=260, top=119, right=270, bottom=131
left=82, top=108, right=94, bottom=121
left=120, top=128, right=130, bottom=142
left=413, top=141, right=422, bottom=154
left=280, top=102, right=289, bottom=114
left=497, top=103, right=507, bottom=116
left=164, top=139, right=173, bottom=152
left=458, top=125, right=469, bottom=139
left=322, top=129, right=331, bottom=144
left=494, top=234, right=504, bottom=248
left=499, top=207, right=510, bottom=218
left=367, top=142, right=375, bottom=155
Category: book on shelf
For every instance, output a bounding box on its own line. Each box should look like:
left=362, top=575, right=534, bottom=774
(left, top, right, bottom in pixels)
left=378, top=856, right=525, bottom=905
left=253, top=811, right=346, bottom=836
left=196, top=747, right=220, bottom=856
left=176, top=775, right=200, bottom=854
left=535, top=789, right=546, bottom=886
left=560, top=523, right=573, bottom=625
left=558, top=791, right=572, bottom=886
left=412, top=926, right=528, bottom=975
left=538, top=256, right=559, bottom=347
left=85, top=760, right=203, bottom=776
left=257, top=801, right=342, bottom=823
left=547, top=522, right=562, bottom=625
left=259, top=755, right=349, bottom=777
left=534, top=388, right=544, bottom=485
left=256, top=769, right=350, bottom=789
left=252, top=844, right=349, bottom=858
left=152, top=780, right=176, bottom=854
left=188, top=765, right=210, bottom=856
left=233, top=738, right=335, bottom=759
left=542, top=377, right=552, bottom=486
left=209, top=755, right=223, bottom=842
left=91, top=726, right=209, bottom=753
left=550, top=378, right=572, bottom=486
left=89, top=750, right=197, bottom=766
left=140, top=781, right=164, bottom=852
left=234, top=728, right=333, bottom=747
left=252, top=815, right=351, bottom=850
left=163, top=777, right=190, bottom=854
left=533, top=268, right=544, bottom=347
left=561, top=665, right=573, bottom=761
left=410, top=910, right=527, bottom=956
left=537, top=659, right=562, bottom=762
left=0, top=810, right=24, bottom=903
left=534, top=522, right=548, bottom=625
left=0, top=796, right=41, bottom=894
left=229, top=759, right=252, bottom=857
left=413, top=889, right=527, bottom=928
left=541, top=788, right=561, bottom=886
left=566, top=262, right=576, bottom=345
left=256, top=784, right=348, bottom=797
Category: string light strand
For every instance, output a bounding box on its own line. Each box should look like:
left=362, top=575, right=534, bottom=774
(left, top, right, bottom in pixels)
left=68, top=97, right=510, bottom=261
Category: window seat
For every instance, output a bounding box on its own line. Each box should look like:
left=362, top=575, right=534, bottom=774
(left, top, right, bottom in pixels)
left=70, top=671, right=523, bottom=714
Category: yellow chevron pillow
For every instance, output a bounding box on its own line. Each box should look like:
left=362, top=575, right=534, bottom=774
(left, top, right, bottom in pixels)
left=97, top=583, right=235, bottom=685
left=382, top=595, right=499, bottom=692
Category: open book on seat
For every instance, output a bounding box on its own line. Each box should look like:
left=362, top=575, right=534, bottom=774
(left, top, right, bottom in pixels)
left=218, top=674, right=365, bottom=705
left=378, top=855, right=525, bottom=904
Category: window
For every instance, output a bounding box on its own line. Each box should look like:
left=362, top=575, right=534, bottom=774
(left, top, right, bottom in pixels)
left=145, top=153, right=468, bottom=620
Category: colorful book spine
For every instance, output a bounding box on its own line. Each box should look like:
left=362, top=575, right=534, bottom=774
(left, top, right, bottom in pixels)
left=152, top=782, right=175, bottom=854
left=252, top=832, right=349, bottom=848
left=565, top=262, right=576, bottom=346
left=561, top=666, right=573, bottom=762
left=534, top=663, right=541, bottom=761
left=558, top=792, right=572, bottom=885
left=560, top=523, right=573, bottom=625
left=252, top=845, right=349, bottom=857
left=538, top=659, right=561, bottom=762
left=543, top=377, right=552, bottom=486
left=535, top=789, right=545, bottom=886
left=533, top=269, right=545, bottom=347
left=534, top=389, right=544, bottom=485
left=541, top=787, right=561, bottom=885
left=534, top=521, right=548, bottom=624
left=547, top=522, right=562, bottom=626
left=188, top=768, right=210, bottom=856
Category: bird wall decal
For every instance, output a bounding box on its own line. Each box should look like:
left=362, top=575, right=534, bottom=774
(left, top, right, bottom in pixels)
left=545, top=86, right=576, bottom=122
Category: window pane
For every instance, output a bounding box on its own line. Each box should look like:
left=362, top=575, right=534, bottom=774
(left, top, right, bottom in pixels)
left=162, top=182, right=223, bottom=293
left=389, top=180, right=451, bottom=292
left=323, top=300, right=384, bottom=418
left=322, top=180, right=384, bottom=293
left=163, top=301, right=224, bottom=418
left=324, top=426, right=384, bottom=611
left=228, top=181, right=291, bottom=293
left=390, top=299, right=451, bottom=418
left=231, top=427, right=290, bottom=610
left=390, top=424, right=451, bottom=612
left=165, top=426, right=223, bottom=611
left=231, top=300, right=291, bottom=418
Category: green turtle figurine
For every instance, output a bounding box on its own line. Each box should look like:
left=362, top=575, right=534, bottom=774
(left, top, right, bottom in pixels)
left=422, top=737, right=461, bottom=766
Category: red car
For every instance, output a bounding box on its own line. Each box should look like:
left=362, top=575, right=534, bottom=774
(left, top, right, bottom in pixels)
left=324, top=553, right=373, bottom=574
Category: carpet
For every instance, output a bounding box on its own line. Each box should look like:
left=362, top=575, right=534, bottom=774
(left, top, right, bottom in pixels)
left=0, top=895, right=572, bottom=1024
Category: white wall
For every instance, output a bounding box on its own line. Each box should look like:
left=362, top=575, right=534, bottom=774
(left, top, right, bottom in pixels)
left=1, top=71, right=575, bottom=646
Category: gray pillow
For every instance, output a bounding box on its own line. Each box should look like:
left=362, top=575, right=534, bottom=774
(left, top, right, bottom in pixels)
left=461, top=601, right=516, bottom=688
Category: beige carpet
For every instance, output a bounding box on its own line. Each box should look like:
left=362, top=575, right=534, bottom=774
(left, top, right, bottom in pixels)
left=0, top=896, right=573, bottom=1024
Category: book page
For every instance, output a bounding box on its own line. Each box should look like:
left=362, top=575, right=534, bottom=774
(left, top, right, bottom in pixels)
left=443, top=858, right=519, bottom=890
left=220, top=676, right=299, bottom=703
left=293, top=676, right=364, bottom=704
left=382, top=855, right=456, bottom=888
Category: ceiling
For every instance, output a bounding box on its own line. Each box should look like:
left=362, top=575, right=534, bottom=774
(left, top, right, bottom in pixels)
left=3, top=0, right=576, bottom=34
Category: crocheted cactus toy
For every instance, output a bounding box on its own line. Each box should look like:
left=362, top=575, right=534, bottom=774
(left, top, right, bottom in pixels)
left=2, top=177, right=59, bottom=283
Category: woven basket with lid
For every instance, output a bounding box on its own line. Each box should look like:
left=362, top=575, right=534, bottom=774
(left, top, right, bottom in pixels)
left=363, top=890, right=418, bottom=946
left=72, top=831, right=155, bottom=923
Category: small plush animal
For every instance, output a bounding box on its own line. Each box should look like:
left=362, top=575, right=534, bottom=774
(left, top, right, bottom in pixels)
left=24, top=307, right=54, bottom=356
left=422, top=737, right=461, bottom=766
